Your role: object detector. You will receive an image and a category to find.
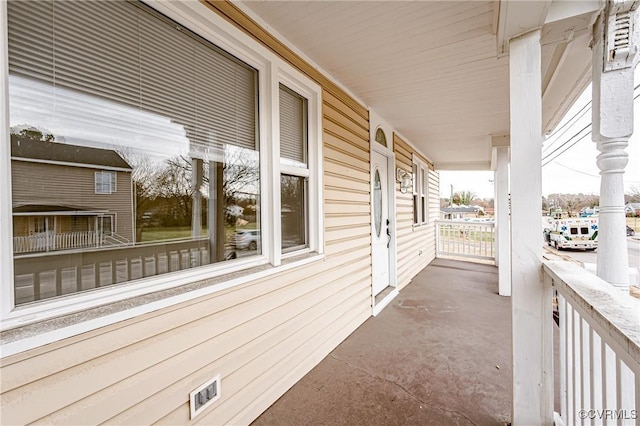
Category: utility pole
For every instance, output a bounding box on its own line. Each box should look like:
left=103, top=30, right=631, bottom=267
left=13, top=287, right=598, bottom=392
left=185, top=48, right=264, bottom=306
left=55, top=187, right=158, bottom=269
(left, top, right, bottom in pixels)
left=450, top=184, right=453, bottom=207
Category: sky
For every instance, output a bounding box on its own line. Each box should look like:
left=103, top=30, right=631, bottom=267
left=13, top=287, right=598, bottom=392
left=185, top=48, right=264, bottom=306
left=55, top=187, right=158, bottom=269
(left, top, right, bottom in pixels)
left=439, top=68, right=640, bottom=200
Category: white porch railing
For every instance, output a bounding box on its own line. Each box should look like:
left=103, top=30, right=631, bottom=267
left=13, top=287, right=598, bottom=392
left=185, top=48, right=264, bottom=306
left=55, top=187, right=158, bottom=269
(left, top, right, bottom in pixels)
left=13, top=231, right=99, bottom=253
left=436, top=220, right=495, bottom=263
left=543, top=261, right=640, bottom=426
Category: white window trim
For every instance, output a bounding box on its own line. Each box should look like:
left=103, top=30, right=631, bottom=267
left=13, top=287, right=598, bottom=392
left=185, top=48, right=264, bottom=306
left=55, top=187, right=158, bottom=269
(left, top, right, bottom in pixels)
left=0, top=1, right=325, bottom=339
left=272, top=64, right=323, bottom=266
left=413, top=154, right=429, bottom=227
left=95, top=170, right=116, bottom=194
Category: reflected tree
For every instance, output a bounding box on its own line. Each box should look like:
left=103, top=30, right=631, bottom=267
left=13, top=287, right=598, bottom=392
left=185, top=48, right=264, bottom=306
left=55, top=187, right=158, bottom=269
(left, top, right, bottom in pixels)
left=10, top=124, right=55, bottom=142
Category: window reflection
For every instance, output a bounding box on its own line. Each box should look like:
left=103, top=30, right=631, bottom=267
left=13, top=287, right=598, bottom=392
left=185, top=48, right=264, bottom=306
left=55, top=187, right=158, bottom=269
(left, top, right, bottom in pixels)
left=281, top=174, right=307, bottom=251
left=8, top=0, right=260, bottom=305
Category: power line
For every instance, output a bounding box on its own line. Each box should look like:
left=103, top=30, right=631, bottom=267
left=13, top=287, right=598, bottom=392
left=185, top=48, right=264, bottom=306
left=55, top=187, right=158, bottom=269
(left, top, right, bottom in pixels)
left=553, top=162, right=600, bottom=177
left=541, top=123, right=591, bottom=162
left=543, top=101, right=591, bottom=149
left=542, top=104, right=591, bottom=154
left=541, top=83, right=640, bottom=166
left=542, top=83, right=640, bottom=158
left=542, top=130, right=592, bottom=167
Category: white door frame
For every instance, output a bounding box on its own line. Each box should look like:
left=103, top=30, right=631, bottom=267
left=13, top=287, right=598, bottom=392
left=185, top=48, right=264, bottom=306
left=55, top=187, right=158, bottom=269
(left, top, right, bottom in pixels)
left=370, top=138, right=399, bottom=316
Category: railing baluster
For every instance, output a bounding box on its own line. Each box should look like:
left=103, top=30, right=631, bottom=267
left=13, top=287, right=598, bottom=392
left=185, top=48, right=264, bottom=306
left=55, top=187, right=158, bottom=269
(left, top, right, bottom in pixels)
left=55, top=267, right=63, bottom=297
left=619, top=361, right=634, bottom=426
left=581, top=318, right=590, bottom=426
left=33, top=272, right=41, bottom=301
left=559, top=295, right=568, bottom=424
left=591, top=329, right=602, bottom=426
left=616, top=356, right=622, bottom=426
left=635, top=371, right=640, bottom=426
left=575, top=309, right=582, bottom=424
left=604, top=344, right=617, bottom=425
left=111, top=259, right=117, bottom=284
left=567, top=301, right=575, bottom=425
left=141, top=255, right=147, bottom=277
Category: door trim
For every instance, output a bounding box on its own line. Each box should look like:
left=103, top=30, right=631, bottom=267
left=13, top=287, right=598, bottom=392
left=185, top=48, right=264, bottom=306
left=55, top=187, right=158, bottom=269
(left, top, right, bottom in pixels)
left=370, top=140, right=398, bottom=315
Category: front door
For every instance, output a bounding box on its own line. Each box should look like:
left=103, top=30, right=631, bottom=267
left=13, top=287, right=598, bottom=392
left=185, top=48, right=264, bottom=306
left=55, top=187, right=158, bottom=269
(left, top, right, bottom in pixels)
left=371, top=150, right=390, bottom=296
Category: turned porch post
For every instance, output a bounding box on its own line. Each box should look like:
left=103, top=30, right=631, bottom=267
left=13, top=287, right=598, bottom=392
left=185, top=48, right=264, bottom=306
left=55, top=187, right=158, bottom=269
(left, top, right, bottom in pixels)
left=592, top=0, right=638, bottom=290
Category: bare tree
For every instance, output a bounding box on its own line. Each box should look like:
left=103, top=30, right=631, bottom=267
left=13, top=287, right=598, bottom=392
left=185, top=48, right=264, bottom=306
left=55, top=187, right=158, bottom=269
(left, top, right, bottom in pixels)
left=629, top=186, right=640, bottom=203
left=452, top=191, right=476, bottom=206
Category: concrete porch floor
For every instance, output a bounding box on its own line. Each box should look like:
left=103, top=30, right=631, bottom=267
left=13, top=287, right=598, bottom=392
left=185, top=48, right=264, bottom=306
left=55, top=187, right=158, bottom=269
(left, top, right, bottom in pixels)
left=252, top=258, right=512, bottom=426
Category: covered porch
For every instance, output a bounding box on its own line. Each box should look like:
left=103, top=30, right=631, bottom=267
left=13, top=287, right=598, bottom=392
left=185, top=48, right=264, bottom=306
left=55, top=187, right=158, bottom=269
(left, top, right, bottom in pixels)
left=234, top=0, right=640, bottom=423
left=254, top=258, right=511, bottom=425
left=255, top=254, right=639, bottom=425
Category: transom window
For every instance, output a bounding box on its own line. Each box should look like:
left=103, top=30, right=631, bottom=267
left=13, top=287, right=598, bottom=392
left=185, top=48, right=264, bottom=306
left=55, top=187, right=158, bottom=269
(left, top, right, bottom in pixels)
left=4, top=0, right=321, bottom=316
left=375, top=128, right=387, bottom=147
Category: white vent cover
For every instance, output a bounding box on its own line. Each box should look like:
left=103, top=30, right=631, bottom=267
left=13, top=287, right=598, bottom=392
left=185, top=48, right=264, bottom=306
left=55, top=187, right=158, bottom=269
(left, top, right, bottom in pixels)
left=190, top=374, right=221, bottom=419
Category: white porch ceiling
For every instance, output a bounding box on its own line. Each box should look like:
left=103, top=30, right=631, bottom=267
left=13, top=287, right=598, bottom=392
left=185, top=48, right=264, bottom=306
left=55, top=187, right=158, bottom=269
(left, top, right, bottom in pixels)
left=240, top=0, right=601, bottom=170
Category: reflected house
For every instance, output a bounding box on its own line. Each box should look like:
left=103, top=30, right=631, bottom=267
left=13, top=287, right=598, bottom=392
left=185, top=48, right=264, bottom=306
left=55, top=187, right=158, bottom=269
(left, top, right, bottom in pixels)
left=11, top=136, right=134, bottom=253
left=440, top=205, right=485, bottom=220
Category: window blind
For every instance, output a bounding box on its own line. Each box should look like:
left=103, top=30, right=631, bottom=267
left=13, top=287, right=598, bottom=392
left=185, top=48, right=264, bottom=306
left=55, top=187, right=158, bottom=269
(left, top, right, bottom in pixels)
left=279, top=84, right=307, bottom=164
left=7, top=0, right=258, bottom=152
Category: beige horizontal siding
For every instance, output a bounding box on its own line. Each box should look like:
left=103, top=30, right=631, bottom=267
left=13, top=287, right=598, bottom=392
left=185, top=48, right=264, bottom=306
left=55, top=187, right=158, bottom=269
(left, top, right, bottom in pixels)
left=393, top=134, right=437, bottom=290
left=1, top=85, right=372, bottom=426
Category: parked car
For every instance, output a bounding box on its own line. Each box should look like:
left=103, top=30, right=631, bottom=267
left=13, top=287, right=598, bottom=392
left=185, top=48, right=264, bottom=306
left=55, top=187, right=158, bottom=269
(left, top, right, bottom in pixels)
left=232, top=229, right=260, bottom=250
left=627, top=225, right=636, bottom=236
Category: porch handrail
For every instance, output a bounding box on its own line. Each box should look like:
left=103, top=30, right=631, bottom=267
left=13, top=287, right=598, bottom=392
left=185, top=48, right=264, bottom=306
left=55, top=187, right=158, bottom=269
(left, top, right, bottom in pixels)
left=543, top=260, right=640, bottom=425
left=435, top=220, right=495, bottom=263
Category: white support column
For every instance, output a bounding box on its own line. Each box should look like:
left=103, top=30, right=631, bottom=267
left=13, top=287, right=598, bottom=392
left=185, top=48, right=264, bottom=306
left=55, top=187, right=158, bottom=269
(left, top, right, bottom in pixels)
left=510, top=30, right=554, bottom=425
left=591, top=1, right=638, bottom=290
left=494, top=144, right=511, bottom=297
left=494, top=169, right=499, bottom=267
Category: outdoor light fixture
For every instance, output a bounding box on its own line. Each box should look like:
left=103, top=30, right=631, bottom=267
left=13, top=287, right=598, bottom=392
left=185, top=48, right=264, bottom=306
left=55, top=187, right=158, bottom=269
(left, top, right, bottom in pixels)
left=397, top=168, right=412, bottom=194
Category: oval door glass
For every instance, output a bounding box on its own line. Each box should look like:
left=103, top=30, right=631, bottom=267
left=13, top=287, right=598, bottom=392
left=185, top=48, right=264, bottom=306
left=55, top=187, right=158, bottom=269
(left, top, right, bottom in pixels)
left=374, top=169, right=382, bottom=237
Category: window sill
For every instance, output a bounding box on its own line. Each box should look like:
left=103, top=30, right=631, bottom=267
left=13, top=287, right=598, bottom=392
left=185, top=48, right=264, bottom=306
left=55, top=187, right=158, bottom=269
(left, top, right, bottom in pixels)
left=0, top=252, right=324, bottom=358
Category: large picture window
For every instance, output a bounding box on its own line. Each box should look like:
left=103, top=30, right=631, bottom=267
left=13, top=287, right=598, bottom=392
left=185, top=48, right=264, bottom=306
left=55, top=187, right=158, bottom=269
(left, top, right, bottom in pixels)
left=7, top=0, right=260, bottom=305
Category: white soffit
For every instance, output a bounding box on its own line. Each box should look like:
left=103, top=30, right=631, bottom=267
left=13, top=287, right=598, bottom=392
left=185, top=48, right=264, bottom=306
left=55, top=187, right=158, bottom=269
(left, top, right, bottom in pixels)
left=239, top=0, right=601, bottom=169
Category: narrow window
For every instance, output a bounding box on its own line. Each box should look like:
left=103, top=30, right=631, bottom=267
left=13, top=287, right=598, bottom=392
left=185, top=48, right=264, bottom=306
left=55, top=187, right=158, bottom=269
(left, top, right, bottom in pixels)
left=412, top=157, right=429, bottom=225
left=420, top=168, right=427, bottom=223
left=412, top=163, right=419, bottom=224
left=279, top=84, right=308, bottom=252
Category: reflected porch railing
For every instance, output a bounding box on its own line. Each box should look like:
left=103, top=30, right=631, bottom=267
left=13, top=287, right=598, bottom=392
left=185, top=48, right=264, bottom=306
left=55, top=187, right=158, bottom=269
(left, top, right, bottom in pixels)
left=543, top=260, right=640, bottom=425
left=13, top=238, right=211, bottom=305
left=13, top=231, right=100, bottom=254
left=13, top=231, right=131, bottom=254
